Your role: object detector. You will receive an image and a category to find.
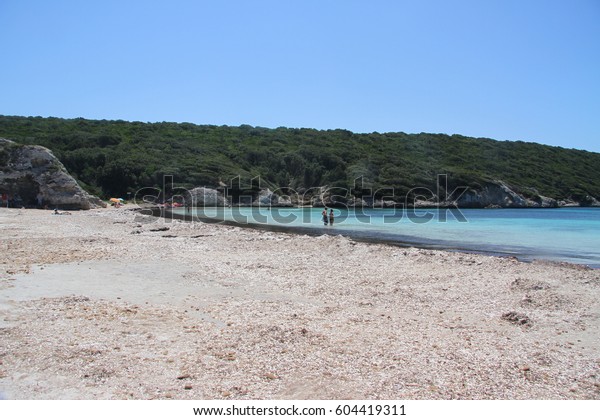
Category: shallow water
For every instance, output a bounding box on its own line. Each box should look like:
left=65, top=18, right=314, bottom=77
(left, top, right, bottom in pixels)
left=171, top=207, right=600, bottom=267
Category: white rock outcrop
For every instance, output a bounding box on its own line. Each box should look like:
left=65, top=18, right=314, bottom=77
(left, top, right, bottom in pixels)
left=0, top=138, right=105, bottom=209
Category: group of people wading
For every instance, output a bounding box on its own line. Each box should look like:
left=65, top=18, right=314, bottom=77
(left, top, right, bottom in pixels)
left=322, top=208, right=335, bottom=226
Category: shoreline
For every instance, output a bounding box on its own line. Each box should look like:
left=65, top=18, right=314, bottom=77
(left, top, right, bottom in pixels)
left=155, top=207, right=600, bottom=269
left=1, top=207, right=599, bottom=399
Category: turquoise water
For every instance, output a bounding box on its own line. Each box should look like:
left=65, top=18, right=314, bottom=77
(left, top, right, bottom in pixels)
left=171, top=207, right=600, bottom=267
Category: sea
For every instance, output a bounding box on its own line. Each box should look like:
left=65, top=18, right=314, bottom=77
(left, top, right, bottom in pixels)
left=170, top=207, right=600, bottom=268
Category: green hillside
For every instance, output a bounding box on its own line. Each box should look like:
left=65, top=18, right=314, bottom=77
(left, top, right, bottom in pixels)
left=1, top=115, right=599, bottom=203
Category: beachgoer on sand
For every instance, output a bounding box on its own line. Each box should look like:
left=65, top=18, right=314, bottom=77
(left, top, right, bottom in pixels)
left=329, top=209, right=334, bottom=226
left=322, top=208, right=328, bottom=226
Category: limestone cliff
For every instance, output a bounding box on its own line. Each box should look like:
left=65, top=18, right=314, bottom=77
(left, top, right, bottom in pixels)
left=0, top=139, right=105, bottom=210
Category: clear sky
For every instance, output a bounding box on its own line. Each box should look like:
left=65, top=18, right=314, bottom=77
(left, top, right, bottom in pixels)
left=1, top=0, right=599, bottom=152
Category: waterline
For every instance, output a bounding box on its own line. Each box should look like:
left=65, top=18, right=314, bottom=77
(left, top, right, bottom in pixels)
left=166, top=207, right=600, bottom=268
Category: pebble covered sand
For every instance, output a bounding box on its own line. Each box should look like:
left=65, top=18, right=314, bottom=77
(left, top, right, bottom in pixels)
left=0, top=207, right=599, bottom=399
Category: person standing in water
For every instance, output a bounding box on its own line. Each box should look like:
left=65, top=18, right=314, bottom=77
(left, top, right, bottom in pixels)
left=322, top=208, right=328, bottom=226
left=329, top=209, right=334, bottom=226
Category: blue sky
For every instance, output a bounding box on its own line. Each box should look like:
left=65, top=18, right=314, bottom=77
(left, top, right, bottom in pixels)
left=1, top=0, right=599, bottom=152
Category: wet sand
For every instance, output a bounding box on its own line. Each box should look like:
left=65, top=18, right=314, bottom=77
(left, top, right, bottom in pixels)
left=1, top=207, right=599, bottom=399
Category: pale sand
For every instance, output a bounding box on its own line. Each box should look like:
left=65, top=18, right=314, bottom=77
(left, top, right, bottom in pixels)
left=0, top=207, right=599, bottom=400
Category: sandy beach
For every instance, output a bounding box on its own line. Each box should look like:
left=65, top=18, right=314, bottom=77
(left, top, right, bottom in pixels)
left=0, top=207, right=599, bottom=400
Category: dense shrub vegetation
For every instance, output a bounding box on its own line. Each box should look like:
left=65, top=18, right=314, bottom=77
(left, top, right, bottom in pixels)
left=1, top=115, right=599, bottom=201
